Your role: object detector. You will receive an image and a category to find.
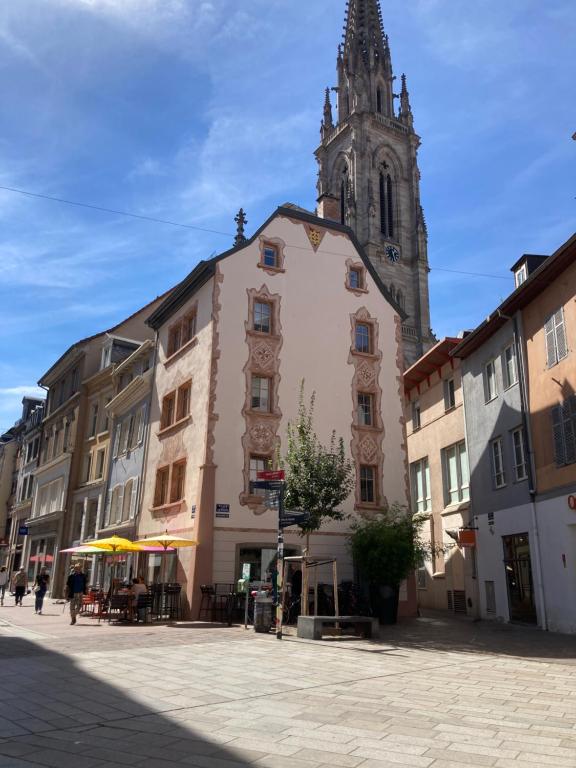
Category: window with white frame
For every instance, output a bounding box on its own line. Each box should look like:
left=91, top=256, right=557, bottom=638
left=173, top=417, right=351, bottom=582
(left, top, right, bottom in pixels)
left=357, top=393, right=374, bottom=426
left=251, top=376, right=271, bottom=412
left=443, top=441, right=469, bottom=505
left=360, top=465, right=376, bottom=503
left=511, top=427, right=527, bottom=481
left=544, top=308, right=568, bottom=368
left=551, top=395, right=576, bottom=467
left=483, top=359, right=497, bottom=402
left=491, top=437, right=506, bottom=488
left=502, top=343, right=518, bottom=389
left=253, top=301, right=272, bottom=334
left=443, top=378, right=456, bottom=411
left=95, top=449, right=105, bottom=480
left=514, top=264, right=527, bottom=288
left=410, top=457, right=431, bottom=513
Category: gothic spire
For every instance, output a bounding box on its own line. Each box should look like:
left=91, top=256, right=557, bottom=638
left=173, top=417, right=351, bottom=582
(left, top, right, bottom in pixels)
left=399, top=73, right=413, bottom=127
left=321, top=87, right=334, bottom=139
left=343, top=0, right=387, bottom=64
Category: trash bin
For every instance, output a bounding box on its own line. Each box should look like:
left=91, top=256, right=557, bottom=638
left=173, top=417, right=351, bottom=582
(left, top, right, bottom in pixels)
left=253, top=589, right=273, bottom=633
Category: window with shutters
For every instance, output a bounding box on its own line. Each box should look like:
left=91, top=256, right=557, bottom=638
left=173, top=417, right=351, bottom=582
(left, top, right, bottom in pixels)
left=490, top=437, right=506, bottom=488
left=443, top=378, right=456, bottom=411
left=511, top=427, right=528, bottom=481
left=544, top=308, right=568, bottom=367
left=412, top=399, right=421, bottom=430
left=161, top=392, right=176, bottom=430
left=167, top=309, right=197, bottom=358
left=153, top=466, right=170, bottom=508
left=551, top=395, right=576, bottom=467
left=410, top=457, right=431, bottom=513
left=483, top=359, right=497, bottom=402
left=443, top=441, right=469, bottom=505
left=122, top=479, right=133, bottom=522
left=170, top=460, right=186, bottom=503
left=176, top=382, right=191, bottom=421
left=502, top=343, right=518, bottom=389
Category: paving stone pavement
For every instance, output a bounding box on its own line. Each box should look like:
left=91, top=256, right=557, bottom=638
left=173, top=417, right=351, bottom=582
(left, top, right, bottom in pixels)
left=0, top=603, right=575, bottom=768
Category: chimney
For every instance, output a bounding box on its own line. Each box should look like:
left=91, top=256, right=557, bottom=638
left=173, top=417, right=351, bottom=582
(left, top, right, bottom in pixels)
left=317, top=193, right=341, bottom=223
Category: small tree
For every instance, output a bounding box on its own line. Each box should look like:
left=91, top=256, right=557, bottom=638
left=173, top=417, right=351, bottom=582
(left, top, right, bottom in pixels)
left=281, top=384, right=354, bottom=545
left=349, top=504, right=426, bottom=588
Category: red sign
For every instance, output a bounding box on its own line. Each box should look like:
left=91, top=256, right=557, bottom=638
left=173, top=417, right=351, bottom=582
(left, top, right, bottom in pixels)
left=257, top=470, right=285, bottom=481
left=569, top=495, right=576, bottom=511
left=458, top=529, right=476, bottom=548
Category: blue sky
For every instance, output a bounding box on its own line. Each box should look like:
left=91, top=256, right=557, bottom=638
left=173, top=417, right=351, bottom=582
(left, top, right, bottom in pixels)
left=0, top=0, right=574, bottom=432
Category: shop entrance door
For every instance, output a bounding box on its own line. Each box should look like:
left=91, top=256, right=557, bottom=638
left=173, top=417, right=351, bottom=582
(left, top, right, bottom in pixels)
left=502, top=533, right=537, bottom=624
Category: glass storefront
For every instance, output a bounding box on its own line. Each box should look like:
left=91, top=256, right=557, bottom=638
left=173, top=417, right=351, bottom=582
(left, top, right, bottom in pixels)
left=27, top=537, right=56, bottom=585
left=238, top=545, right=299, bottom=585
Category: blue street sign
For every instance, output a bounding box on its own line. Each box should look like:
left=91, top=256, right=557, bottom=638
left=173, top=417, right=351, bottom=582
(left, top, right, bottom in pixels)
left=18, top=526, right=29, bottom=536
left=280, top=511, right=311, bottom=529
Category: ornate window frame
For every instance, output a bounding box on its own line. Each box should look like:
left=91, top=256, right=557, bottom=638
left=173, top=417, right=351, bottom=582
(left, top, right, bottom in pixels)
left=258, top=237, right=286, bottom=275
left=348, top=307, right=385, bottom=511
left=240, top=285, right=283, bottom=512
left=345, top=258, right=368, bottom=296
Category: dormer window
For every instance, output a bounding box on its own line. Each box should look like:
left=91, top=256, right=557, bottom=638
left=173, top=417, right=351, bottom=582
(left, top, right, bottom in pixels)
left=515, top=264, right=527, bottom=288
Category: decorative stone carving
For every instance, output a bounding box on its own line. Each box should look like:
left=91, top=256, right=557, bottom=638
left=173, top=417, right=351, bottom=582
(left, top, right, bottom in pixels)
left=357, top=361, right=376, bottom=387
left=240, top=285, right=283, bottom=513
left=360, top=436, right=378, bottom=463
left=348, top=306, right=385, bottom=511
left=252, top=343, right=274, bottom=370
left=249, top=423, right=275, bottom=450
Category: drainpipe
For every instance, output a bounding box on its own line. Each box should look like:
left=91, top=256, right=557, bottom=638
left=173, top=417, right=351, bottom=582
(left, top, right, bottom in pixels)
left=498, top=310, right=548, bottom=630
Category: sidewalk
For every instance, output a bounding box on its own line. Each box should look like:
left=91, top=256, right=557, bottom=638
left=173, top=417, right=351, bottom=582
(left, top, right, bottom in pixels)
left=0, top=601, right=575, bottom=768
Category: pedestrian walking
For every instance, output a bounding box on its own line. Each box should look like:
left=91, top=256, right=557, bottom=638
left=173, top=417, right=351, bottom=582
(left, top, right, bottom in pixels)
left=12, top=568, right=27, bottom=606
left=34, top=568, right=50, bottom=614
left=0, top=566, right=8, bottom=605
left=66, top=563, right=87, bottom=625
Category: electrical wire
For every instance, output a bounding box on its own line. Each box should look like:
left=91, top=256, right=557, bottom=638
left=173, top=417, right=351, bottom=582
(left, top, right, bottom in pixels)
left=0, top=183, right=512, bottom=282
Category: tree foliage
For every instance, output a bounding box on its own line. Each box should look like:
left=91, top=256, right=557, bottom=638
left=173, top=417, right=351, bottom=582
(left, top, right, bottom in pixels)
left=281, top=384, right=354, bottom=536
left=349, top=504, right=431, bottom=587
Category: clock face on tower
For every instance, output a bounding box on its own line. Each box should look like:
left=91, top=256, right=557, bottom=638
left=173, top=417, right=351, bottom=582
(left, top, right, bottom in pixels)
left=386, top=245, right=400, bottom=263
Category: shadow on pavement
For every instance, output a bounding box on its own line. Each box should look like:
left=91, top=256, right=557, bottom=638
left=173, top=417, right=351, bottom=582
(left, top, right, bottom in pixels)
left=378, top=610, right=576, bottom=663
left=0, top=635, right=257, bottom=768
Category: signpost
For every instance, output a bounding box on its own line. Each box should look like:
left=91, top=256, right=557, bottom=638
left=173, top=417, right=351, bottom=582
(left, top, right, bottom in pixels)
left=254, top=469, right=311, bottom=640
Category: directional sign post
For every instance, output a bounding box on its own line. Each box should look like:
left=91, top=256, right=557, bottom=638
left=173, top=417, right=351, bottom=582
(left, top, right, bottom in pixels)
left=256, top=469, right=286, bottom=640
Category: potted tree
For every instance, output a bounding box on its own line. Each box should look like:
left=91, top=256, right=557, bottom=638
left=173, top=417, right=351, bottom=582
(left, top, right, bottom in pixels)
left=349, top=505, right=425, bottom=624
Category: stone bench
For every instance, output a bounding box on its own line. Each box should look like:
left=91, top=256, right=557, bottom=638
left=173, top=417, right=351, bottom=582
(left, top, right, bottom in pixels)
left=297, top=615, right=379, bottom=641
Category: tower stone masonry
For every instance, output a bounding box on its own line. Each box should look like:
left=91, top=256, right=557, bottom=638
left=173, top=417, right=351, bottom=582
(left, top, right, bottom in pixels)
left=316, top=0, right=434, bottom=366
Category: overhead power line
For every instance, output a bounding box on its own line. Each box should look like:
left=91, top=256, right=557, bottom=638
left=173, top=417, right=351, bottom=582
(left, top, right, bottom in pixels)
left=0, top=183, right=512, bottom=282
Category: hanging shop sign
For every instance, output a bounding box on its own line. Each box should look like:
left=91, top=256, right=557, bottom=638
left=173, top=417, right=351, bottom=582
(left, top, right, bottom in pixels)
left=458, top=529, right=476, bottom=548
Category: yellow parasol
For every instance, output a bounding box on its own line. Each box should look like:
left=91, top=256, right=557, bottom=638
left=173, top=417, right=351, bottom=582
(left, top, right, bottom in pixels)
left=133, top=532, right=197, bottom=619
left=81, top=536, right=143, bottom=594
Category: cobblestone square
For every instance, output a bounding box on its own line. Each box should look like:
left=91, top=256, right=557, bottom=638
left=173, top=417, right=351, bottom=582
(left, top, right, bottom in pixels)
left=1, top=605, right=575, bottom=768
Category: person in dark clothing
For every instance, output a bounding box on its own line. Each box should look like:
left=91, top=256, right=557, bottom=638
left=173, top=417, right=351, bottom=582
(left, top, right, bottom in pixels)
left=66, top=564, right=88, bottom=625
left=34, top=569, right=49, bottom=614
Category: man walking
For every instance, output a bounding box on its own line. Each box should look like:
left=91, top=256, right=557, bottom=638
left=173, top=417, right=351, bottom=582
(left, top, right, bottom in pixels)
left=66, top=563, right=87, bottom=625
left=12, top=568, right=27, bottom=606
left=0, top=566, right=8, bottom=605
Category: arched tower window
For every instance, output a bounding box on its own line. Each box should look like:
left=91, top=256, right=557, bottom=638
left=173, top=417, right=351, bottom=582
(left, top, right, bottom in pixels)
left=376, top=88, right=382, bottom=114
left=379, top=171, right=395, bottom=238
left=340, top=180, right=346, bottom=225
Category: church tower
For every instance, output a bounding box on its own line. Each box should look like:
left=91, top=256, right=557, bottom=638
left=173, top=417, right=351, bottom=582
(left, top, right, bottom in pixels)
left=315, top=0, right=433, bottom=365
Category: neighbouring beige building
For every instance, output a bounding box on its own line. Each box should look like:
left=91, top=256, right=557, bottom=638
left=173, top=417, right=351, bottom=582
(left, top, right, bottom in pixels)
left=138, top=205, right=414, bottom=617
left=31, top=299, right=163, bottom=595
left=404, top=338, right=478, bottom=616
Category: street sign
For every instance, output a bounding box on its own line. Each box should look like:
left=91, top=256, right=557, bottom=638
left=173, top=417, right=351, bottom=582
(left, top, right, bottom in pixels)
left=257, top=470, right=285, bottom=482
left=250, top=480, right=283, bottom=491
left=280, top=510, right=311, bottom=529
left=215, top=504, right=230, bottom=519
left=18, top=526, right=29, bottom=536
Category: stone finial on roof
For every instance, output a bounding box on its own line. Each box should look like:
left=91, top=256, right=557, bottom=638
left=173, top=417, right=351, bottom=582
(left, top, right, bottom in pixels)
left=234, top=208, right=248, bottom=246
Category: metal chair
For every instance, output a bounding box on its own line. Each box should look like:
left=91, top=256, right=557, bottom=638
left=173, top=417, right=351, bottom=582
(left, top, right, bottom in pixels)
left=199, top=584, right=215, bottom=620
